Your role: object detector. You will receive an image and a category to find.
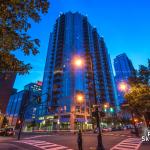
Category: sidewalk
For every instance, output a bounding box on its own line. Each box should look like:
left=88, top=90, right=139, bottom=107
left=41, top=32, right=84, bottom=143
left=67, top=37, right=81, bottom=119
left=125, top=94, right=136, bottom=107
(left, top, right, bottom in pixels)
left=140, top=141, right=150, bottom=150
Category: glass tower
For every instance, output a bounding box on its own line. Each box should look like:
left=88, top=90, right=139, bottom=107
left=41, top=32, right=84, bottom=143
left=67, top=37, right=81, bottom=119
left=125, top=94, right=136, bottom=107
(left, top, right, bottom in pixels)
left=114, top=53, right=135, bottom=105
left=42, top=12, right=118, bottom=130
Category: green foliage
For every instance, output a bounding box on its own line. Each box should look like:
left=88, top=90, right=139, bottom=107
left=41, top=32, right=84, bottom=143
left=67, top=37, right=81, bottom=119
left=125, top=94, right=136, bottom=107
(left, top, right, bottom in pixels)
left=122, top=59, right=150, bottom=118
left=124, top=84, right=150, bottom=116
left=0, top=0, right=49, bottom=74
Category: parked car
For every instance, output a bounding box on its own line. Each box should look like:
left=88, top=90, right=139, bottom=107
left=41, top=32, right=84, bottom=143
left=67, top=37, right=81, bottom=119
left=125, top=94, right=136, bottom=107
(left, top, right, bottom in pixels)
left=102, top=127, right=112, bottom=132
left=0, top=128, right=6, bottom=136
left=5, top=128, right=15, bottom=136
left=0, top=128, right=15, bottom=136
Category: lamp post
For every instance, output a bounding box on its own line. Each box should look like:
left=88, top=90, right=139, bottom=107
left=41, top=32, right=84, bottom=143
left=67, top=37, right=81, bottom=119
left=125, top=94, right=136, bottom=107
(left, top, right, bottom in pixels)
left=71, top=56, right=86, bottom=131
left=88, top=54, right=105, bottom=150
left=73, top=54, right=104, bottom=150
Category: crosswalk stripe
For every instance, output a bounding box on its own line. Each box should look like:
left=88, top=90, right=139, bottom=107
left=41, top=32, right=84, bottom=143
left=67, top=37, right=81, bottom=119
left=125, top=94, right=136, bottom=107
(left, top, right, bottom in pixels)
left=40, top=144, right=62, bottom=148
left=23, top=135, right=52, bottom=140
left=15, top=139, right=72, bottom=150
left=47, top=146, right=68, bottom=150
left=110, top=138, right=142, bottom=150
left=42, top=145, right=66, bottom=149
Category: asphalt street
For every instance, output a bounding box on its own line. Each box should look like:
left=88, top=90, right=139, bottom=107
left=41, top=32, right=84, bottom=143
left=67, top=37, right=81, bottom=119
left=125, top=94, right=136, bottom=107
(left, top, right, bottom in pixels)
left=0, top=131, right=149, bottom=150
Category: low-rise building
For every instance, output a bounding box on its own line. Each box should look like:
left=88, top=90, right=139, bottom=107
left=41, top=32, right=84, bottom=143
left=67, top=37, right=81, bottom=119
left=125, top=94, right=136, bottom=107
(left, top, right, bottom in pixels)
left=6, top=82, right=42, bottom=129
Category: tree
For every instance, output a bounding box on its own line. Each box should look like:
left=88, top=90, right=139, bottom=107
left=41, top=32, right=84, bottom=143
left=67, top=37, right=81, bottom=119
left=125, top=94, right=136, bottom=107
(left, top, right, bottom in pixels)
left=126, top=59, right=150, bottom=117
left=122, top=59, right=150, bottom=135
left=2, top=116, right=8, bottom=128
left=0, top=0, right=50, bottom=75
left=129, top=59, right=150, bottom=85
left=124, top=84, right=150, bottom=117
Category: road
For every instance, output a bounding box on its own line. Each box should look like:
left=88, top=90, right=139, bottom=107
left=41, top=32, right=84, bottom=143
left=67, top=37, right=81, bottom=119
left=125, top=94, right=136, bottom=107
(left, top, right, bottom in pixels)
left=0, top=131, right=149, bottom=150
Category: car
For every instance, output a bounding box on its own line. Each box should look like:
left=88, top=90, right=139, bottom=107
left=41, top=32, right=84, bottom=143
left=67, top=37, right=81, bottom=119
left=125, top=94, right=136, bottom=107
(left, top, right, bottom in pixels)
left=0, top=128, right=6, bottom=136
left=5, top=128, right=15, bottom=136
left=112, top=126, right=123, bottom=131
left=102, top=127, right=112, bottom=132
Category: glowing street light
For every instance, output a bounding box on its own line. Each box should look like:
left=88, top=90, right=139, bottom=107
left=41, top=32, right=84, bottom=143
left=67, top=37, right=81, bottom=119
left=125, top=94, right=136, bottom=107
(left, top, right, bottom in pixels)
left=76, top=93, right=84, bottom=104
left=104, top=103, right=109, bottom=108
left=134, top=118, right=138, bottom=123
left=75, top=59, right=82, bottom=67
left=72, top=56, right=84, bottom=69
left=118, top=81, right=128, bottom=92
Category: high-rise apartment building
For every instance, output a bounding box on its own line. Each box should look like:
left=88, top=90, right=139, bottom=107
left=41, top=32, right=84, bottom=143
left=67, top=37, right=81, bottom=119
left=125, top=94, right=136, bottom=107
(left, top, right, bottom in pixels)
left=42, top=12, right=118, bottom=130
left=114, top=53, right=135, bottom=104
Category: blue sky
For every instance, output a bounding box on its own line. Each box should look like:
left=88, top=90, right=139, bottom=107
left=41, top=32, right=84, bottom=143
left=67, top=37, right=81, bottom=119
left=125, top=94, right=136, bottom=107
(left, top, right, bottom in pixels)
left=14, top=0, right=150, bottom=90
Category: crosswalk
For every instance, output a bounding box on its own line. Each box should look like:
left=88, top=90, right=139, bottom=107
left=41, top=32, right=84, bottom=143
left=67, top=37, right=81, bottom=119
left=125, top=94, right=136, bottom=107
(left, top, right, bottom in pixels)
left=110, top=138, right=142, bottom=150
left=15, top=139, right=73, bottom=150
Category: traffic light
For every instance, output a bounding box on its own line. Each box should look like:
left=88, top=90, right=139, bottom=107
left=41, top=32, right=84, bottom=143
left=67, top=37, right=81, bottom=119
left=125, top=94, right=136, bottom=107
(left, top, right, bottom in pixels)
left=110, top=107, right=114, bottom=113
left=37, top=96, right=41, bottom=104
left=18, top=120, right=21, bottom=124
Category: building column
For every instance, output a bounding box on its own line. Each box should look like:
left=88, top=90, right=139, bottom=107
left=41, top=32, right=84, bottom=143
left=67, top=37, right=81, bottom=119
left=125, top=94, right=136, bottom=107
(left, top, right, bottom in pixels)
left=70, top=105, right=75, bottom=131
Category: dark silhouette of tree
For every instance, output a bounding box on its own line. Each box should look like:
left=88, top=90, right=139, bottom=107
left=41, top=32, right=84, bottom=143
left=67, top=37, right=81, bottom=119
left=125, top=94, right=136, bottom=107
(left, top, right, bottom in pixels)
left=2, top=116, right=8, bottom=128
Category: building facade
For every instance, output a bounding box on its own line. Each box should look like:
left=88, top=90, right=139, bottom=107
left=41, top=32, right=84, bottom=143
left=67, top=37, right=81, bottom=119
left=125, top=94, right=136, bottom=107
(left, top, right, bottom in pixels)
left=114, top=53, right=135, bottom=105
left=0, top=73, right=16, bottom=114
left=41, top=12, right=118, bottom=130
left=6, top=82, right=42, bottom=128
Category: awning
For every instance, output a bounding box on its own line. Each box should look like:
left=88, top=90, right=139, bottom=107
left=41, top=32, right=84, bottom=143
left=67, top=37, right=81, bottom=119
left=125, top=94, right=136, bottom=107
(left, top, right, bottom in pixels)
left=60, top=118, right=70, bottom=122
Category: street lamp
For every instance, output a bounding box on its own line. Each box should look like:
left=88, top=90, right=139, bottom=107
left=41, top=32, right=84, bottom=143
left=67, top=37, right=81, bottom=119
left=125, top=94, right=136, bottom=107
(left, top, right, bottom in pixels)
left=71, top=55, right=84, bottom=69
left=76, top=93, right=84, bottom=104
left=72, top=54, right=105, bottom=149
left=118, top=81, right=129, bottom=92
left=87, top=54, right=105, bottom=150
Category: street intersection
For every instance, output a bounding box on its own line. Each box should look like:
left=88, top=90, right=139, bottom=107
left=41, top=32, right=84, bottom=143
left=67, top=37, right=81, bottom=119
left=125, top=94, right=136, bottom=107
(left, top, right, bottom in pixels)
left=0, top=131, right=149, bottom=150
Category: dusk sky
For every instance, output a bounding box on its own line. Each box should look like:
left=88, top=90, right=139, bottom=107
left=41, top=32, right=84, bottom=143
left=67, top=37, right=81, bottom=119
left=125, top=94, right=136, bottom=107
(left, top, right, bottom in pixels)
left=14, top=0, right=150, bottom=90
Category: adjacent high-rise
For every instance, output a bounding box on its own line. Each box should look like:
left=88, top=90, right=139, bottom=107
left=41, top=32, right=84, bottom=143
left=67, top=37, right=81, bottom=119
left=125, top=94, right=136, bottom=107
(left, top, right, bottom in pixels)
left=6, top=82, right=42, bottom=128
left=41, top=12, right=118, bottom=130
left=114, top=53, right=135, bottom=104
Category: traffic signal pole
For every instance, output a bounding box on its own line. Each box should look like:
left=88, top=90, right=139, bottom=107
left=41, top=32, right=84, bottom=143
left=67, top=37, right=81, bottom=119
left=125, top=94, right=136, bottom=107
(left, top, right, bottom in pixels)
left=17, top=91, right=49, bottom=140
left=89, top=54, right=105, bottom=150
